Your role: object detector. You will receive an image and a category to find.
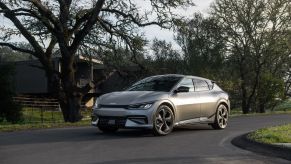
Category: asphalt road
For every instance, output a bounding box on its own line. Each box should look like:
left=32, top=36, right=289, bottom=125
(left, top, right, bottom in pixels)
left=1, top=114, right=291, bottom=164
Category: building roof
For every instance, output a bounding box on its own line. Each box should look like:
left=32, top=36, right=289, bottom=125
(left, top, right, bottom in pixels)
left=8, top=55, right=103, bottom=65
left=77, top=55, right=103, bottom=64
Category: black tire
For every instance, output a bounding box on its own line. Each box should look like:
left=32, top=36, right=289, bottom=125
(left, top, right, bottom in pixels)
left=98, top=126, right=118, bottom=133
left=211, top=104, right=229, bottom=129
left=153, top=105, right=174, bottom=136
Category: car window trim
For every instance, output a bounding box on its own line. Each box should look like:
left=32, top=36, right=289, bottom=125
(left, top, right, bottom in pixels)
left=178, top=78, right=195, bottom=92
left=193, top=79, right=210, bottom=92
left=170, top=77, right=185, bottom=93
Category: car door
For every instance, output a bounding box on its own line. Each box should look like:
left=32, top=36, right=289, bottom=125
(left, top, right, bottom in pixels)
left=171, top=78, right=201, bottom=122
left=194, top=79, right=217, bottom=119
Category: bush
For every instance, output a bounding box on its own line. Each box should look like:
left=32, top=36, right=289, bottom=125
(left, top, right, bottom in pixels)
left=0, top=64, right=23, bottom=123
left=256, top=73, right=285, bottom=112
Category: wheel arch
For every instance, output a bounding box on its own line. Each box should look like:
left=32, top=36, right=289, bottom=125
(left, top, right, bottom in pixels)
left=158, top=100, right=176, bottom=118
left=216, top=99, right=230, bottom=114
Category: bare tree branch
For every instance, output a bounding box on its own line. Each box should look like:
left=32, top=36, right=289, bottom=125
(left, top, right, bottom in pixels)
left=0, top=42, right=34, bottom=54
left=25, top=0, right=61, bottom=30
left=57, top=0, right=72, bottom=38
left=0, top=2, right=44, bottom=56
left=101, top=8, right=170, bottom=28
left=70, top=0, right=105, bottom=53
left=45, top=36, right=57, bottom=58
left=98, top=19, right=146, bottom=70
left=0, top=7, right=57, bottom=34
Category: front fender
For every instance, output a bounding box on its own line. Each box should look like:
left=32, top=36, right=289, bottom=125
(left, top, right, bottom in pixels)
left=216, top=98, right=230, bottom=112
left=153, top=99, right=177, bottom=120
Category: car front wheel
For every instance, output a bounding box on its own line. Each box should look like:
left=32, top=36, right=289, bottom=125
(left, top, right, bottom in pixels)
left=153, top=105, right=174, bottom=136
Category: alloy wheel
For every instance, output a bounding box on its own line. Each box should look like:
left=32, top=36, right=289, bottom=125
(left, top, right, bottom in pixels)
left=154, top=105, right=174, bottom=135
left=217, top=105, right=228, bottom=128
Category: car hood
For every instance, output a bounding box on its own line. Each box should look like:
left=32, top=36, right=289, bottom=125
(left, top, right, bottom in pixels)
left=99, top=91, right=169, bottom=105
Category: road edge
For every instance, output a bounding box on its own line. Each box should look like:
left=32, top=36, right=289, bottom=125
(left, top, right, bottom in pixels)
left=231, top=133, right=291, bottom=161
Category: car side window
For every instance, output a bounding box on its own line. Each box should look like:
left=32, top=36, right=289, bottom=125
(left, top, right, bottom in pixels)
left=178, top=78, right=194, bottom=92
left=194, top=79, right=210, bottom=91
left=206, top=81, right=214, bottom=90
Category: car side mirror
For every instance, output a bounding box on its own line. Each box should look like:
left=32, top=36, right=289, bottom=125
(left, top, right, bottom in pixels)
left=174, top=86, right=190, bottom=93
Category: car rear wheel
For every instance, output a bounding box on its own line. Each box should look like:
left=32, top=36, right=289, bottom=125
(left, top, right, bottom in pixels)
left=98, top=126, right=118, bottom=133
left=153, top=105, right=174, bottom=136
left=211, top=104, right=229, bottom=129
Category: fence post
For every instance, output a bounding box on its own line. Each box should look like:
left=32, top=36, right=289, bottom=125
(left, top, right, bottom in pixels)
left=40, top=106, right=44, bottom=123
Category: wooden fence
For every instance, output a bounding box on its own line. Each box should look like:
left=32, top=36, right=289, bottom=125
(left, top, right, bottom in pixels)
left=13, top=96, right=61, bottom=111
left=13, top=96, right=88, bottom=123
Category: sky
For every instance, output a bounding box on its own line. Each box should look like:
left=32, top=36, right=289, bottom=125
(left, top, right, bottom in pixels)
left=0, top=0, right=214, bottom=49
left=143, top=0, right=213, bottom=47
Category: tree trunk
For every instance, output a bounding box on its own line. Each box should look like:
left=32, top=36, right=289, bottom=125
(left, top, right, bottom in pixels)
left=59, top=93, right=83, bottom=122
left=241, top=73, right=250, bottom=114
left=59, top=56, right=83, bottom=122
left=259, top=101, right=265, bottom=113
left=43, top=50, right=94, bottom=123
left=242, top=98, right=249, bottom=114
left=45, top=65, right=82, bottom=122
left=47, top=72, right=61, bottom=97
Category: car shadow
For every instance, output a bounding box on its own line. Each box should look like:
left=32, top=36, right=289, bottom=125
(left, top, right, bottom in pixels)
left=89, top=156, right=207, bottom=164
left=0, top=125, right=213, bottom=146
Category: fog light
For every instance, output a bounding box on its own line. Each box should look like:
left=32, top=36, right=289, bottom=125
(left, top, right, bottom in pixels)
left=128, top=117, right=147, bottom=124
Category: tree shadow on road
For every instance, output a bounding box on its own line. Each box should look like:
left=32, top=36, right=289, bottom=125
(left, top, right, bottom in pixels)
left=0, top=125, right=213, bottom=146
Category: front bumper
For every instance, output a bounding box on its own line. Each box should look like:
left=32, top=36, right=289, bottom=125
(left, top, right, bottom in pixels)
left=91, top=103, right=159, bottom=129
left=91, top=115, right=152, bottom=129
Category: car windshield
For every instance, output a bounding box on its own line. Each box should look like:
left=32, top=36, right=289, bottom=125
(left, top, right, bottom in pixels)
left=127, top=76, right=182, bottom=92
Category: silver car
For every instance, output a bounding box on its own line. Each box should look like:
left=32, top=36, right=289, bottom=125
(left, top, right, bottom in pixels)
left=92, top=74, right=230, bottom=136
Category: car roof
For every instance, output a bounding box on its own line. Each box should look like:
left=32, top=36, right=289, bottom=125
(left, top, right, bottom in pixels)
left=149, top=74, right=212, bottom=81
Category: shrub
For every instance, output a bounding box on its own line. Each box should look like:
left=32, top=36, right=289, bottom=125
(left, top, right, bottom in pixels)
left=0, top=64, right=23, bottom=123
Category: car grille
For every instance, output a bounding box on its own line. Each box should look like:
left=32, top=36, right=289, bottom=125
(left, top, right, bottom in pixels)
left=98, top=116, right=127, bottom=128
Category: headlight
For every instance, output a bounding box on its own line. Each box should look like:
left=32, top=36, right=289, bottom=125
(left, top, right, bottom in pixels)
left=127, top=102, right=154, bottom=110
left=93, top=98, right=100, bottom=109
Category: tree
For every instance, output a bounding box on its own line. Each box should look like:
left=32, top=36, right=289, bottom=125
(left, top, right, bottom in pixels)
left=256, top=73, right=285, bottom=113
left=175, top=13, right=226, bottom=77
left=0, top=0, right=194, bottom=122
left=0, top=64, right=23, bottom=123
left=147, top=38, right=183, bottom=74
left=211, top=0, right=291, bottom=113
left=256, top=32, right=291, bottom=112
left=0, top=43, right=32, bottom=62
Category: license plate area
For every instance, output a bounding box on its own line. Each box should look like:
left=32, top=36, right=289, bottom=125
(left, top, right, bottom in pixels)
left=108, top=119, right=116, bottom=125
left=98, top=117, right=126, bottom=128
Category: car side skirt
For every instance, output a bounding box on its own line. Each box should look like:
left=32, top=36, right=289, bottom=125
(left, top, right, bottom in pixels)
left=174, top=115, right=215, bottom=127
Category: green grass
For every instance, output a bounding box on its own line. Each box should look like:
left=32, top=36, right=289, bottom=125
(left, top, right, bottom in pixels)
left=20, top=107, right=92, bottom=123
left=248, top=124, right=291, bottom=144
left=230, top=110, right=291, bottom=117
left=22, top=108, right=64, bottom=123
left=273, top=99, right=291, bottom=111
left=0, top=120, right=90, bottom=132
left=0, top=107, right=92, bottom=132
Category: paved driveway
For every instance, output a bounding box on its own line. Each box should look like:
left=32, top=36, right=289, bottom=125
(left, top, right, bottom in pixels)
left=1, top=114, right=291, bottom=164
